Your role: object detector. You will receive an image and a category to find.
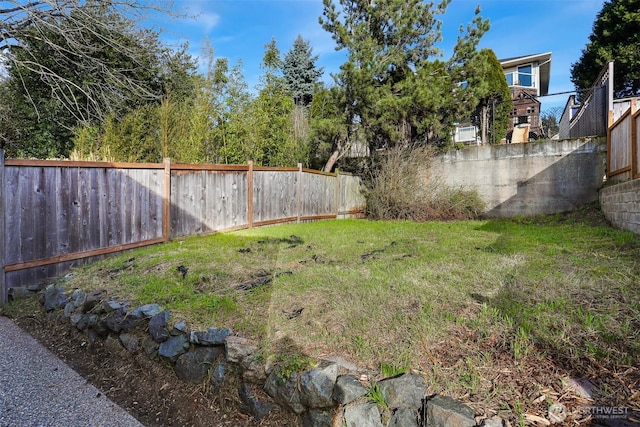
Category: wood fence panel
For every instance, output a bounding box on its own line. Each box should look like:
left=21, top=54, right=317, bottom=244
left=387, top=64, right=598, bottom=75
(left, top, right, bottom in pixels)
left=171, top=170, right=249, bottom=236
left=253, top=171, right=298, bottom=223
left=210, top=171, right=248, bottom=231
left=609, top=113, right=632, bottom=175
left=338, top=174, right=366, bottom=216
left=300, top=172, right=335, bottom=217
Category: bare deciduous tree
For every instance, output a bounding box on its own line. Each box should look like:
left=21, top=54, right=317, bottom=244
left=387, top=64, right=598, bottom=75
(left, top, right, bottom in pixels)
left=0, top=0, right=175, bottom=122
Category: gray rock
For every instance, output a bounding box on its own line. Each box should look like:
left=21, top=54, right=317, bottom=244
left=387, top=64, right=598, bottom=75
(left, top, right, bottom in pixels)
left=81, top=290, right=105, bottom=313
left=303, top=409, right=334, bottom=427
left=190, top=327, right=231, bottom=346
left=264, top=370, right=305, bottom=414
left=104, top=300, right=124, bottom=312
left=239, top=382, right=277, bottom=420
left=142, top=336, right=160, bottom=360
left=172, top=320, right=188, bottom=335
left=300, top=362, right=338, bottom=409
left=92, top=319, right=110, bottom=337
left=119, top=333, right=139, bottom=353
left=43, top=285, right=69, bottom=311
left=103, top=308, right=127, bottom=333
left=481, top=415, right=504, bottom=427
left=378, top=374, right=427, bottom=409
left=75, top=314, right=98, bottom=331
left=72, top=289, right=87, bottom=308
left=333, top=375, right=368, bottom=405
left=148, top=311, right=170, bottom=342
left=390, top=408, right=419, bottom=427
left=344, top=402, right=383, bottom=427
left=70, top=314, right=83, bottom=326
left=104, top=335, right=124, bottom=354
left=426, top=395, right=475, bottom=427
left=243, top=358, right=267, bottom=383
left=129, top=303, right=163, bottom=318
left=158, top=333, right=190, bottom=362
left=225, top=336, right=257, bottom=364
left=63, top=302, right=76, bottom=318
left=174, top=347, right=222, bottom=383
left=118, top=314, right=143, bottom=332
left=210, top=360, right=226, bottom=388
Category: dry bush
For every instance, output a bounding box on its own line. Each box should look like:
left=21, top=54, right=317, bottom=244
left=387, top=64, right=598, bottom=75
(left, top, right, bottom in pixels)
left=366, top=146, right=485, bottom=221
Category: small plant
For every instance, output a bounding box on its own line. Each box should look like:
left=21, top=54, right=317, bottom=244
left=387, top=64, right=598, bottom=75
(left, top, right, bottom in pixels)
left=380, top=362, right=407, bottom=378
left=367, top=383, right=388, bottom=408
left=512, top=326, right=532, bottom=360
left=275, top=352, right=316, bottom=384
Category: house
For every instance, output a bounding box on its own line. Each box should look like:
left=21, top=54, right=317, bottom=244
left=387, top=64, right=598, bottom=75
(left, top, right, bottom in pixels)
left=500, top=52, right=552, bottom=142
left=453, top=51, right=552, bottom=145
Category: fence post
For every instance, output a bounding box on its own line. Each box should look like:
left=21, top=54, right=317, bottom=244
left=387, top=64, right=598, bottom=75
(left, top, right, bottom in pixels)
left=334, top=169, right=340, bottom=218
left=163, top=158, right=171, bottom=241
left=0, top=151, right=5, bottom=305
left=631, top=99, right=638, bottom=178
left=248, top=161, right=254, bottom=229
left=297, top=163, right=302, bottom=223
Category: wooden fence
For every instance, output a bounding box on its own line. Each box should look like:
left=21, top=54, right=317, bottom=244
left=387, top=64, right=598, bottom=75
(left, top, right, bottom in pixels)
left=608, top=98, right=640, bottom=179
left=0, top=155, right=365, bottom=304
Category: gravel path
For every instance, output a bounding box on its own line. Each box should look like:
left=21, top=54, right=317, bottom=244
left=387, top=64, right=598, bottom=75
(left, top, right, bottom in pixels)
left=0, top=316, right=144, bottom=427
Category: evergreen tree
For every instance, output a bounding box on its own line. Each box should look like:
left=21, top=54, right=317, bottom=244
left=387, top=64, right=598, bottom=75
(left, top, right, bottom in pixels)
left=570, top=0, right=640, bottom=97
left=319, top=0, right=489, bottom=155
left=283, top=35, right=324, bottom=107
left=467, top=49, right=511, bottom=144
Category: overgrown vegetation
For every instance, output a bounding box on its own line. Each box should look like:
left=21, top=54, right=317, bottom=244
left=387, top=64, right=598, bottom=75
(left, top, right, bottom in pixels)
left=365, top=146, right=485, bottom=221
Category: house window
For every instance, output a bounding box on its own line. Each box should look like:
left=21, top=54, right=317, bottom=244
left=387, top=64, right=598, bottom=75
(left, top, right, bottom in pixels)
left=505, top=64, right=535, bottom=87
left=505, top=73, right=514, bottom=86
left=517, top=65, right=533, bottom=87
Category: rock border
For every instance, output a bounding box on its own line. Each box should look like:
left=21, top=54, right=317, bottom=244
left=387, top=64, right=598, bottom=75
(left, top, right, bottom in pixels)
left=39, top=284, right=504, bottom=427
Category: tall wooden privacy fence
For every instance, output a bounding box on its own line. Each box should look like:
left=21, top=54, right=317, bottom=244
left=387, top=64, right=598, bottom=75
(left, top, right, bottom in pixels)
left=608, top=98, right=640, bottom=180
left=0, top=154, right=366, bottom=304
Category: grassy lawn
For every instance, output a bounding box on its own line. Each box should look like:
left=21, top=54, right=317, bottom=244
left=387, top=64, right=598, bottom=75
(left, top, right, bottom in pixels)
left=39, top=204, right=640, bottom=420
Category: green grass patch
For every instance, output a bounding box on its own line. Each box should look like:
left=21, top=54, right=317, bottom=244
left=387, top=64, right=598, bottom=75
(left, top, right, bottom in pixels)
left=16, top=205, right=638, bottom=418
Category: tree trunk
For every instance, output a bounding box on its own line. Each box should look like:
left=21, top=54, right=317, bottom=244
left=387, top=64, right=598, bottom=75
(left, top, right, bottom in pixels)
left=323, top=149, right=341, bottom=173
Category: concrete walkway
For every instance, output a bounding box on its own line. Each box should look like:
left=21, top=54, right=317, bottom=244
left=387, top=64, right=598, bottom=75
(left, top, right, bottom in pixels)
left=0, top=316, right=144, bottom=427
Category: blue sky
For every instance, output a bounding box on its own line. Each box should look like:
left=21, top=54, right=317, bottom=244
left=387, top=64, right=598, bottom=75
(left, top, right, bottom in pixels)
left=158, top=0, right=605, bottom=111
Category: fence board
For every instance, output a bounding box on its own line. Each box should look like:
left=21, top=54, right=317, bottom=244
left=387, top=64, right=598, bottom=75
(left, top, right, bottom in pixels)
left=635, top=111, right=640, bottom=177
left=609, top=112, right=632, bottom=175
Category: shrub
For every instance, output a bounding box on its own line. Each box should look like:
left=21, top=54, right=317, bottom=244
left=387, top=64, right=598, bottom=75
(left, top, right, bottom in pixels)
left=365, top=146, right=485, bottom=221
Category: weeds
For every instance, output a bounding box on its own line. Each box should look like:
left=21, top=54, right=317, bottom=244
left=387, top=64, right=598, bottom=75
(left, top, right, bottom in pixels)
left=367, top=383, right=388, bottom=408
left=365, top=146, right=485, bottom=221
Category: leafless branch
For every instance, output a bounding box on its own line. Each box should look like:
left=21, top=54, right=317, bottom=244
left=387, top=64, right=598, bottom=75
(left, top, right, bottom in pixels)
left=0, top=0, right=176, bottom=122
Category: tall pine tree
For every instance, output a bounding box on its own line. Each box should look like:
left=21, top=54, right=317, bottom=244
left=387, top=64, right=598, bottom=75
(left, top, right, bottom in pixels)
left=283, top=35, right=324, bottom=107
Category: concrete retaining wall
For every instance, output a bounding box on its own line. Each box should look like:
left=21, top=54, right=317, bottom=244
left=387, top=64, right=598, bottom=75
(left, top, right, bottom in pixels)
left=435, top=137, right=607, bottom=217
left=600, top=179, right=640, bottom=234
